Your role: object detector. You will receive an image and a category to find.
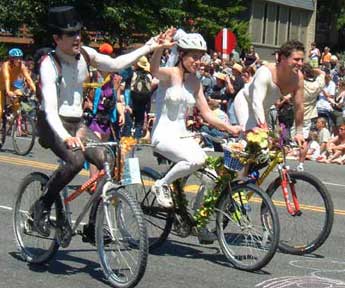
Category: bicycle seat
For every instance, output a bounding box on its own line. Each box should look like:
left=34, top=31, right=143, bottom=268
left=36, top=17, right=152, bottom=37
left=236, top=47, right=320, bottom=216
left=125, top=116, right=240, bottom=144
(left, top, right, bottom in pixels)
left=153, top=151, right=173, bottom=165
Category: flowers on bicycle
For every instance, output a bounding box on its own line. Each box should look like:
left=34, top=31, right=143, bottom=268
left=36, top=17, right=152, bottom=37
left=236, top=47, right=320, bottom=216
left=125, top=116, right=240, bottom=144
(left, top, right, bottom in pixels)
left=226, top=128, right=270, bottom=165
left=246, top=129, right=269, bottom=149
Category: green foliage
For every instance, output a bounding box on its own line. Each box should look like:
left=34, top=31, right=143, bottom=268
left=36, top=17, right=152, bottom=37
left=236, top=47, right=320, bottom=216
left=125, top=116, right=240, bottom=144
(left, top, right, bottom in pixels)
left=194, top=156, right=237, bottom=228
left=0, top=0, right=250, bottom=49
left=0, top=43, right=7, bottom=59
left=318, top=0, right=345, bottom=32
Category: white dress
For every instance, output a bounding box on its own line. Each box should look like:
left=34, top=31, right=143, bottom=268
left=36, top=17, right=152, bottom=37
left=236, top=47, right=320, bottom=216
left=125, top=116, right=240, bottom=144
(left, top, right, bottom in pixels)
left=151, top=83, right=207, bottom=185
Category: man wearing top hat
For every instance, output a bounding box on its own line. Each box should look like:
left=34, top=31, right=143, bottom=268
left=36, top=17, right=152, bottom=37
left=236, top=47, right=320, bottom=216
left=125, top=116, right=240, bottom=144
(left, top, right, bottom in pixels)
left=33, top=5, right=166, bottom=236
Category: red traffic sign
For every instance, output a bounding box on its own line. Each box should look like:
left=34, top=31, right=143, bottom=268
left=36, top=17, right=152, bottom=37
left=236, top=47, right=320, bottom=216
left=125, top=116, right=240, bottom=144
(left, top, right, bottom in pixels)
left=215, top=29, right=237, bottom=55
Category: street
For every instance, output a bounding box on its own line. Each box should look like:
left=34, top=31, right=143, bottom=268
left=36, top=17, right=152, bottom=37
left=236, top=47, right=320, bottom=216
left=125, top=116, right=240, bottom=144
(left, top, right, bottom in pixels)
left=1, top=141, right=345, bottom=288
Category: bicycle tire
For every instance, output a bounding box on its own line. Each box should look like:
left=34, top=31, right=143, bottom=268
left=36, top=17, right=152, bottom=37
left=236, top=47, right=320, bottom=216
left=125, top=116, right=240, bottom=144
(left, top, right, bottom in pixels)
left=0, top=115, right=7, bottom=149
left=96, top=186, right=148, bottom=288
left=266, top=170, right=334, bottom=255
left=135, top=168, right=174, bottom=251
left=216, top=183, right=280, bottom=271
left=12, top=113, right=36, bottom=156
left=13, top=172, right=61, bottom=264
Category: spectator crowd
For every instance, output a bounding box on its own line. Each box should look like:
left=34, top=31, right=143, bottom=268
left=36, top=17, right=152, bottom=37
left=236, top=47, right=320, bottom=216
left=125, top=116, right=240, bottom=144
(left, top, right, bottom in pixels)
left=2, top=40, right=345, bottom=170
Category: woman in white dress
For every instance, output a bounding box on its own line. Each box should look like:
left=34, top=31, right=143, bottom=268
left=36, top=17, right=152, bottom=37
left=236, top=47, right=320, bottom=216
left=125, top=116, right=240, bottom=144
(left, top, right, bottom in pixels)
left=150, top=29, right=242, bottom=208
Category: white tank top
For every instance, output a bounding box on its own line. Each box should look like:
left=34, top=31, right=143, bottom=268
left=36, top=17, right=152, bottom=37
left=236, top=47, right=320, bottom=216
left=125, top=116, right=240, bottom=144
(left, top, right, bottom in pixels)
left=152, top=83, right=195, bottom=144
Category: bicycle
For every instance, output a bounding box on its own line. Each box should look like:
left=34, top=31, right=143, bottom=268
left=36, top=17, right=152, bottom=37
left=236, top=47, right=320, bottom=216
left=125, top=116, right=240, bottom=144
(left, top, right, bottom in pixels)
left=133, top=134, right=280, bottom=272
left=247, top=132, right=334, bottom=255
left=13, top=140, right=148, bottom=288
left=0, top=91, right=36, bottom=155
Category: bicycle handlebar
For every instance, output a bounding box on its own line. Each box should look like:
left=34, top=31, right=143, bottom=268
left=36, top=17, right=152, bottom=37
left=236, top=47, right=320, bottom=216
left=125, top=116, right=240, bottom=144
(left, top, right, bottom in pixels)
left=84, top=141, right=119, bottom=148
left=181, top=132, right=240, bottom=145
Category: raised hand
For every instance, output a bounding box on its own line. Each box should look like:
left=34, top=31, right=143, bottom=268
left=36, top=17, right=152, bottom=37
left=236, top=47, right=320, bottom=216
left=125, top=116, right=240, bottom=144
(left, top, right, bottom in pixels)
left=147, top=27, right=177, bottom=51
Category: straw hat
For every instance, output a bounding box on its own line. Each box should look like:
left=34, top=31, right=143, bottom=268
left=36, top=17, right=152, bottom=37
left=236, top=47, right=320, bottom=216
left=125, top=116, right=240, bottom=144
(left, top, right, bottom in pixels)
left=232, top=63, right=243, bottom=73
left=214, top=72, right=227, bottom=81
left=137, top=56, right=150, bottom=72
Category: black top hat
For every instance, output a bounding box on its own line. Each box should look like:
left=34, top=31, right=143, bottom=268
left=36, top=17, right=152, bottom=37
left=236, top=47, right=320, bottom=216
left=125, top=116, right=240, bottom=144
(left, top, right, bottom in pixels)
left=48, top=6, right=82, bottom=32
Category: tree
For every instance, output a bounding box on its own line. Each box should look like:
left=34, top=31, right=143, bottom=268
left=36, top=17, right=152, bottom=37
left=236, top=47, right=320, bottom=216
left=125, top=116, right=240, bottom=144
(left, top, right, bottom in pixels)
left=317, top=0, right=345, bottom=50
left=0, top=0, right=251, bottom=50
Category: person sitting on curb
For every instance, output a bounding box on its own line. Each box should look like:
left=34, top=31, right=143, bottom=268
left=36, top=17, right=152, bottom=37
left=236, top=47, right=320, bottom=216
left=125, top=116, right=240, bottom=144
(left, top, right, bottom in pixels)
left=315, top=117, right=331, bottom=157
left=318, top=123, right=345, bottom=164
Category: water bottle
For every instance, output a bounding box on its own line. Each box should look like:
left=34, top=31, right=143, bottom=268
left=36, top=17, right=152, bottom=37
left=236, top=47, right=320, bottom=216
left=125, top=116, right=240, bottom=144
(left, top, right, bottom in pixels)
left=248, top=169, right=260, bottom=184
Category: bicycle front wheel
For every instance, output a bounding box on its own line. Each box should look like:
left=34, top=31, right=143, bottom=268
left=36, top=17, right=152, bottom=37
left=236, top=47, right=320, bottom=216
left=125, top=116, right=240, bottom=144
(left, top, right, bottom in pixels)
left=216, top=183, right=280, bottom=271
left=0, top=115, right=7, bottom=149
left=266, top=171, right=334, bottom=255
left=13, top=172, right=60, bottom=264
left=12, top=113, right=36, bottom=156
left=96, top=186, right=148, bottom=288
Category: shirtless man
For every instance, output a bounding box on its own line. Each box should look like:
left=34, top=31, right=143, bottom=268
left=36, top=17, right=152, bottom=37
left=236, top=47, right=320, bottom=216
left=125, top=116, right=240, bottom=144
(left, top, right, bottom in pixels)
left=0, top=48, right=36, bottom=118
left=234, top=40, right=305, bottom=146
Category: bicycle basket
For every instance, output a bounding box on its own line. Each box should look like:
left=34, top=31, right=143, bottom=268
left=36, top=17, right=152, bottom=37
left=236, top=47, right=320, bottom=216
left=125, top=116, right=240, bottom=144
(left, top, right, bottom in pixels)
left=223, top=146, right=244, bottom=172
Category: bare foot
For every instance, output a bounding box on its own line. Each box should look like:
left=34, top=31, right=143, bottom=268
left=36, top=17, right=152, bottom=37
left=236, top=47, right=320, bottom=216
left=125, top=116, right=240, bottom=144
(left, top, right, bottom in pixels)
left=317, top=156, right=327, bottom=163
left=331, top=158, right=344, bottom=165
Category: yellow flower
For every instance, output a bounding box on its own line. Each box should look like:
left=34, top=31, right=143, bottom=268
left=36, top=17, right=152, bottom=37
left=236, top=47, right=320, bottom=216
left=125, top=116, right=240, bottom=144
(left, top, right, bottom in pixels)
left=200, top=209, right=208, bottom=217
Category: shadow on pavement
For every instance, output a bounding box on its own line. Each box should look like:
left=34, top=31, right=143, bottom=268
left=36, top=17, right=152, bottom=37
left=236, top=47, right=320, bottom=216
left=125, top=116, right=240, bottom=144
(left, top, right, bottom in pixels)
left=149, top=239, right=271, bottom=275
left=9, top=249, right=108, bottom=286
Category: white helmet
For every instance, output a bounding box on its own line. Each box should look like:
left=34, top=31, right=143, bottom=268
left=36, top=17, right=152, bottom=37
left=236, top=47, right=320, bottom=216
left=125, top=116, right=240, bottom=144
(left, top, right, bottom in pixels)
left=176, top=33, right=207, bottom=52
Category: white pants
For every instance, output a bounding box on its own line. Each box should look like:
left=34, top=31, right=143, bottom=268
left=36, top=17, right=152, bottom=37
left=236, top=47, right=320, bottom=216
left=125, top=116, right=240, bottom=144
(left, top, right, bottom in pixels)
left=153, top=137, right=207, bottom=185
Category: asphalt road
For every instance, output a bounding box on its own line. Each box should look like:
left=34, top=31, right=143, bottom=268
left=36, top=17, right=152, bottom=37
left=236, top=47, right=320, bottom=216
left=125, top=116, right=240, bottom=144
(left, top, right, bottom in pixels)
left=1, top=141, right=345, bottom=288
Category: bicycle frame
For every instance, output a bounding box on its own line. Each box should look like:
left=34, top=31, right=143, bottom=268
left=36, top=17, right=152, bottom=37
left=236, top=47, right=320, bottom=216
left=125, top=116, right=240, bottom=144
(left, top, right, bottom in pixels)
left=252, top=148, right=302, bottom=216
left=62, top=169, right=106, bottom=233
left=60, top=141, right=123, bottom=237
left=2, top=102, right=29, bottom=140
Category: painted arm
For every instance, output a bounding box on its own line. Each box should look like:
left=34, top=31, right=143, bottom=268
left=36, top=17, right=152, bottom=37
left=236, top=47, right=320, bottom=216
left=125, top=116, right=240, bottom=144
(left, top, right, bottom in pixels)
left=196, top=82, right=241, bottom=135
left=150, top=47, right=171, bottom=82
left=2, top=62, right=13, bottom=96
left=83, top=45, right=152, bottom=73
left=249, top=67, right=271, bottom=127
left=40, top=57, right=71, bottom=141
left=293, top=74, right=304, bottom=136
left=21, top=64, right=36, bottom=92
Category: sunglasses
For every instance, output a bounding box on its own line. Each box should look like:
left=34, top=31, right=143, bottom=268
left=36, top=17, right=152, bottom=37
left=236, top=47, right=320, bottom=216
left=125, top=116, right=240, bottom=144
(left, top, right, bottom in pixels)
left=64, top=30, right=81, bottom=38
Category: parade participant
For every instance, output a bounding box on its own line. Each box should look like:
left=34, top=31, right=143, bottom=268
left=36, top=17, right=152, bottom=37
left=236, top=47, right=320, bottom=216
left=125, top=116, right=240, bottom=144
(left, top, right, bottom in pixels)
left=150, top=28, right=242, bottom=207
left=32, top=5, right=170, bottom=236
left=234, top=40, right=305, bottom=146
left=0, top=48, right=36, bottom=118
left=150, top=28, right=242, bottom=243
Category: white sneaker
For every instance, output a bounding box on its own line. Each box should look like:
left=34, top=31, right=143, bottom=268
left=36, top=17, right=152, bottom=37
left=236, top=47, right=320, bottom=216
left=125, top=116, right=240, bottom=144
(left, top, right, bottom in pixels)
left=202, top=147, right=214, bottom=152
left=151, top=183, right=173, bottom=208
left=296, top=163, right=304, bottom=172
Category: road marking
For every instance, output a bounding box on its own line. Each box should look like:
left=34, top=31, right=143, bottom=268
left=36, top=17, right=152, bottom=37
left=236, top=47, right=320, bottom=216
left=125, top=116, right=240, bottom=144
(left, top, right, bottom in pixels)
left=0, top=155, right=89, bottom=176
left=0, top=205, right=12, bottom=211
left=323, top=181, right=345, bottom=188
left=1, top=155, right=345, bottom=189
left=2, top=155, right=345, bottom=216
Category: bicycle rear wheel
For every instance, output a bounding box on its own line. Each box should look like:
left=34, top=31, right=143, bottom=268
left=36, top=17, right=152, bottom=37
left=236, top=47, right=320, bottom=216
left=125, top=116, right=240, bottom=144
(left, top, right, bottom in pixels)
left=13, top=172, right=61, bottom=264
left=12, top=113, right=36, bottom=156
left=134, top=168, right=174, bottom=251
left=216, top=183, right=280, bottom=271
left=96, top=186, right=148, bottom=288
left=266, top=170, right=334, bottom=255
